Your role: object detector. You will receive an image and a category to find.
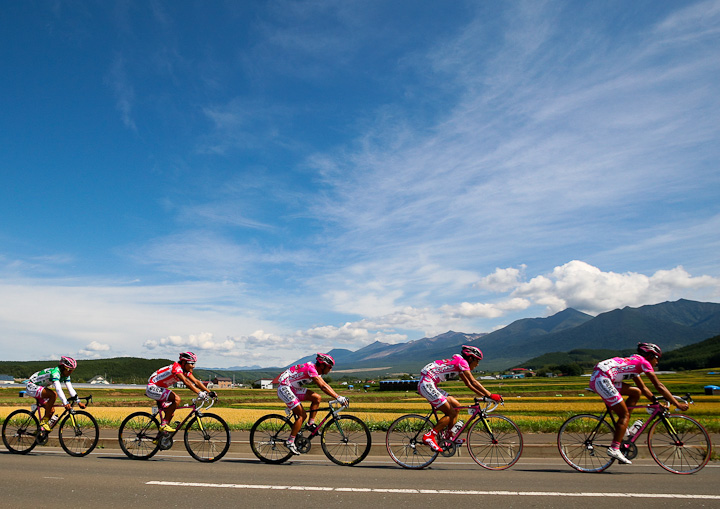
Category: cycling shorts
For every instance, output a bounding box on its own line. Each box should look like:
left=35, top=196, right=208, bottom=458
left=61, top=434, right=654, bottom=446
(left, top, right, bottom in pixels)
left=418, top=379, right=449, bottom=409
left=25, top=382, right=47, bottom=399
left=277, top=385, right=309, bottom=410
left=146, top=384, right=173, bottom=403
left=589, top=370, right=623, bottom=406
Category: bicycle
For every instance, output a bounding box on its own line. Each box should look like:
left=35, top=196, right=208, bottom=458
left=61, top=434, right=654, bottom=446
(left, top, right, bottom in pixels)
left=558, top=393, right=712, bottom=474
left=2, top=395, right=99, bottom=457
left=118, top=395, right=230, bottom=462
left=249, top=400, right=371, bottom=466
left=385, top=396, right=523, bottom=470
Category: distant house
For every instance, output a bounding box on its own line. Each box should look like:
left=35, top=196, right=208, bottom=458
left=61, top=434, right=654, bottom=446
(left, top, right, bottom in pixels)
left=212, top=377, right=233, bottom=389
left=89, top=375, right=110, bottom=385
left=0, top=374, right=15, bottom=385
left=255, top=379, right=274, bottom=389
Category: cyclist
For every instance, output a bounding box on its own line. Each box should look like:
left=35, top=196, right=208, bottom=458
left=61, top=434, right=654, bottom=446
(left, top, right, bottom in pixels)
left=417, top=345, right=501, bottom=452
left=146, top=351, right=216, bottom=432
left=26, top=356, right=85, bottom=431
left=589, top=342, right=689, bottom=464
left=276, top=353, right=348, bottom=455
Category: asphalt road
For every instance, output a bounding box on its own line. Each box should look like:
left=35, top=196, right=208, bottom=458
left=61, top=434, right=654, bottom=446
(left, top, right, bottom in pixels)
left=1, top=446, right=718, bottom=509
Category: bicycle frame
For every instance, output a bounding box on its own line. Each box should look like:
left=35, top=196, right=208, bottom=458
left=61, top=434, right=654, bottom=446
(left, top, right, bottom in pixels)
left=419, top=398, right=503, bottom=442
left=34, top=396, right=93, bottom=434
left=288, top=400, right=347, bottom=441
left=154, top=396, right=216, bottom=439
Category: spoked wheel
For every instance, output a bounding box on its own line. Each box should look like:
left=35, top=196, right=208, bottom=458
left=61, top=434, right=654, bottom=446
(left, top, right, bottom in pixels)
left=118, top=412, right=161, bottom=460
left=385, top=414, right=438, bottom=469
left=558, top=414, right=615, bottom=473
left=467, top=415, right=523, bottom=470
left=59, top=411, right=99, bottom=457
left=249, top=414, right=294, bottom=464
left=2, top=409, right=40, bottom=454
left=184, top=413, right=231, bottom=462
left=648, top=414, right=712, bottom=474
left=321, top=415, right=371, bottom=466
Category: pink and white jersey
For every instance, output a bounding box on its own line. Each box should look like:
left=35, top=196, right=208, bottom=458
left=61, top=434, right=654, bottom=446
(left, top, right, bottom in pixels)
left=594, top=354, right=654, bottom=383
left=148, top=362, right=186, bottom=388
left=420, top=354, right=470, bottom=383
left=277, top=362, right=319, bottom=388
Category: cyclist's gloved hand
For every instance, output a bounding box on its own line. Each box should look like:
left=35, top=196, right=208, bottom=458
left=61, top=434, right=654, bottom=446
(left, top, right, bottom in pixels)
left=209, top=391, right=217, bottom=398
left=336, top=396, right=349, bottom=407
left=197, top=391, right=208, bottom=400
left=489, top=394, right=502, bottom=402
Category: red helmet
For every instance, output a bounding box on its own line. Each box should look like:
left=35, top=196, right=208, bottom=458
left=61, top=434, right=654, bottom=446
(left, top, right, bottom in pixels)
left=179, top=351, right=198, bottom=363
left=637, top=342, right=662, bottom=359
left=316, top=353, right=335, bottom=367
left=60, top=356, right=77, bottom=369
left=461, top=345, right=483, bottom=361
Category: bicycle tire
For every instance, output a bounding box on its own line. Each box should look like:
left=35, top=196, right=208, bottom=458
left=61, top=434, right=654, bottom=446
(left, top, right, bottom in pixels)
left=647, top=414, right=712, bottom=474
left=249, top=414, right=294, bottom=464
left=320, top=415, right=371, bottom=466
left=58, top=410, right=99, bottom=457
left=118, top=411, right=161, bottom=460
left=385, top=414, right=438, bottom=469
left=2, top=409, right=39, bottom=454
left=467, top=414, right=523, bottom=470
left=184, top=413, right=231, bottom=462
left=558, top=414, right=615, bottom=473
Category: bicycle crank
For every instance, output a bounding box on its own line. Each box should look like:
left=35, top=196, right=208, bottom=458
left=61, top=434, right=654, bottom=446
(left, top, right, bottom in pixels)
left=159, top=435, right=174, bottom=450
left=295, top=436, right=311, bottom=454
left=621, top=440, right=638, bottom=460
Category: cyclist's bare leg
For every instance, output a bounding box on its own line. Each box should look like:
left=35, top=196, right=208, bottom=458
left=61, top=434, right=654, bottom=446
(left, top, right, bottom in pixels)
left=162, top=391, right=180, bottom=424
left=433, top=397, right=460, bottom=434
left=306, top=391, right=322, bottom=424
left=291, top=404, right=306, bottom=437
left=620, top=384, right=641, bottom=418
left=610, top=399, right=630, bottom=444
left=39, top=388, right=57, bottom=422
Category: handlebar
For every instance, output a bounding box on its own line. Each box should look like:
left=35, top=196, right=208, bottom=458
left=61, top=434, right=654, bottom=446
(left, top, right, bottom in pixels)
left=329, top=399, right=349, bottom=410
left=473, top=396, right=502, bottom=413
left=69, top=395, right=92, bottom=407
left=656, top=392, right=693, bottom=406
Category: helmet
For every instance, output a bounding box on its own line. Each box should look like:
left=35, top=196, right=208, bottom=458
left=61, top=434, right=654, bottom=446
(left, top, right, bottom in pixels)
left=316, top=353, right=335, bottom=367
left=637, top=342, right=662, bottom=359
left=461, top=345, right=483, bottom=361
left=179, top=351, right=198, bottom=363
left=60, top=356, right=77, bottom=369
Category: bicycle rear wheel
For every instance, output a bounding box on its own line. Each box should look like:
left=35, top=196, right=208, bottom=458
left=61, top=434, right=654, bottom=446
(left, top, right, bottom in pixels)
left=467, top=414, right=523, bottom=470
left=249, top=414, right=294, bottom=464
left=184, top=413, right=231, bottom=462
left=385, top=414, right=438, bottom=469
left=2, top=409, right=39, bottom=454
left=59, top=410, right=99, bottom=457
left=647, top=414, right=711, bottom=474
left=321, top=415, right=371, bottom=466
left=558, top=414, right=615, bottom=473
left=118, top=412, right=161, bottom=460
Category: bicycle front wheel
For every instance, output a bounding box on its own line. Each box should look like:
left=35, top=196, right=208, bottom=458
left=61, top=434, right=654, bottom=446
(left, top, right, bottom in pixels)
left=59, top=411, right=99, bottom=457
left=385, top=414, right=438, bottom=469
left=558, top=414, right=615, bottom=473
left=2, top=409, right=39, bottom=454
left=249, top=414, right=294, bottom=464
left=320, top=415, right=371, bottom=466
left=467, top=414, right=523, bottom=470
left=118, top=412, right=161, bottom=460
left=184, top=413, right=231, bottom=462
left=647, top=414, right=712, bottom=474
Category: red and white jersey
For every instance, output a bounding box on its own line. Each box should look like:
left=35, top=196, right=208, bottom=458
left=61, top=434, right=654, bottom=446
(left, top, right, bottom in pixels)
left=594, top=354, right=654, bottom=383
left=420, top=354, right=470, bottom=383
left=148, top=362, right=186, bottom=388
left=277, top=362, right=319, bottom=388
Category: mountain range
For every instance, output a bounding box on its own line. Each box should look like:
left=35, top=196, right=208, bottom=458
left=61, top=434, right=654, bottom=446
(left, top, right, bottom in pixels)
left=299, top=299, right=720, bottom=374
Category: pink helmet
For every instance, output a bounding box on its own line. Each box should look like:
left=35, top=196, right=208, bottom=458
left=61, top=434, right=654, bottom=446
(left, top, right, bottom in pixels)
left=60, top=356, right=77, bottom=369
left=179, top=351, right=198, bottom=363
left=637, top=342, right=662, bottom=359
left=461, top=345, right=483, bottom=361
left=316, top=353, right=335, bottom=367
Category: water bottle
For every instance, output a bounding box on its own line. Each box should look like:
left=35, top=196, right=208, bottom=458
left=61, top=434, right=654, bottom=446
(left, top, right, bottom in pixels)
left=628, top=419, right=643, bottom=437
left=48, top=414, right=60, bottom=428
left=450, top=420, right=464, bottom=436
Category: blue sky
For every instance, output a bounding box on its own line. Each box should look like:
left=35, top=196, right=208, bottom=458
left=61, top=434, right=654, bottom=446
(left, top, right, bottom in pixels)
left=1, top=1, right=719, bottom=368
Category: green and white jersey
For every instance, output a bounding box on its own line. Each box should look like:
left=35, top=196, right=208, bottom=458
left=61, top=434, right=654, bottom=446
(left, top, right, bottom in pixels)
left=29, top=366, right=70, bottom=387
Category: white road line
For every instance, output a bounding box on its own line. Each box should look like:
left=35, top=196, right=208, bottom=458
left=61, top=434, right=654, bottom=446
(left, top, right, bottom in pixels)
left=146, top=481, right=720, bottom=499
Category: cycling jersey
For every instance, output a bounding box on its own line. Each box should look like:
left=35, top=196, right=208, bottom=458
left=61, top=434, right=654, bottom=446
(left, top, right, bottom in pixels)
left=419, top=354, right=470, bottom=383
left=277, top=362, right=319, bottom=388
left=26, top=366, right=77, bottom=405
left=148, top=362, right=187, bottom=389
left=593, top=354, right=654, bottom=383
